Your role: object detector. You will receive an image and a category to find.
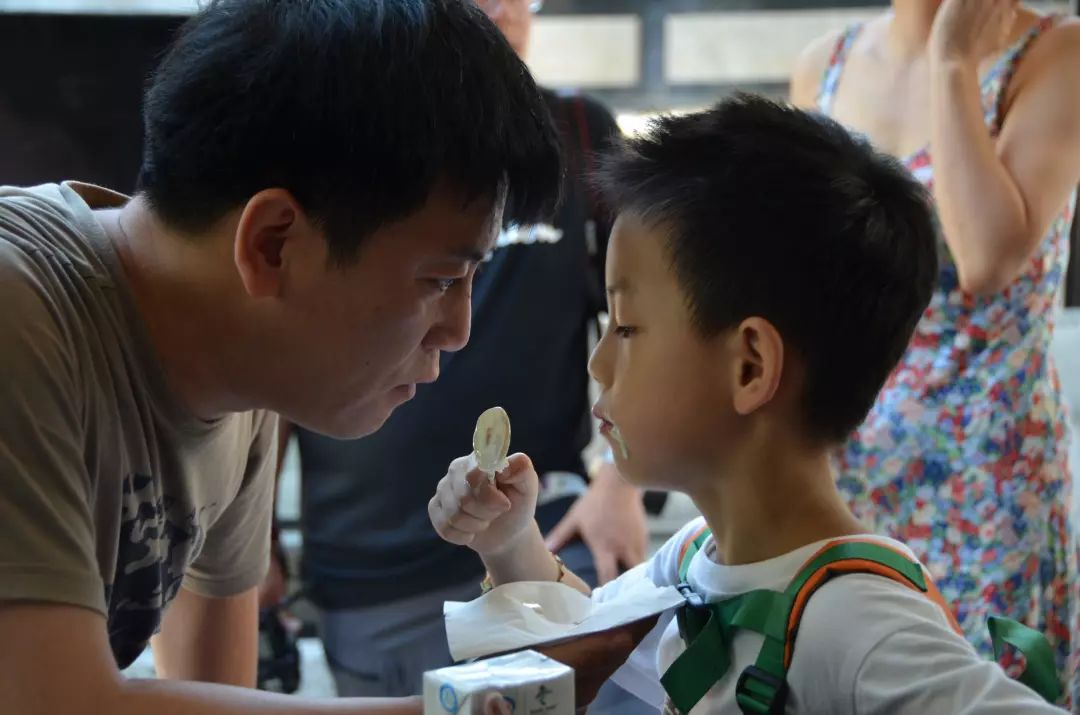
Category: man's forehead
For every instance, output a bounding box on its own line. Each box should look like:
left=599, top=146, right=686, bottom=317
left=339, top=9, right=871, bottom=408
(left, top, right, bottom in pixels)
left=423, top=189, right=503, bottom=259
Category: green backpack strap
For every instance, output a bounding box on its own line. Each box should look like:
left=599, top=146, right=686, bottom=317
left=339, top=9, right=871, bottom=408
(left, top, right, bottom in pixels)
left=987, top=616, right=1062, bottom=703
left=662, top=589, right=791, bottom=714
left=735, top=541, right=927, bottom=714
left=663, top=539, right=930, bottom=715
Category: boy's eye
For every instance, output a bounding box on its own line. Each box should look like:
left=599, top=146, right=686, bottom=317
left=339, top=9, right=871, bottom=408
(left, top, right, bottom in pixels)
left=613, top=325, right=637, bottom=338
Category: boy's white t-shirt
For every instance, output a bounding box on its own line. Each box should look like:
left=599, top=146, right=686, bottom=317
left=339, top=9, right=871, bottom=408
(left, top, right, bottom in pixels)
left=595, top=518, right=1060, bottom=714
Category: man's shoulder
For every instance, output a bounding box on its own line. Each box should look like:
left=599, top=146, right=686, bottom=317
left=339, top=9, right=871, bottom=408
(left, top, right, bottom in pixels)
left=0, top=183, right=107, bottom=280
left=0, top=185, right=137, bottom=413
left=0, top=183, right=77, bottom=245
left=0, top=186, right=107, bottom=348
left=0, top=235, right=67, bottom=334
left=0, top=182, right=68, bottom=211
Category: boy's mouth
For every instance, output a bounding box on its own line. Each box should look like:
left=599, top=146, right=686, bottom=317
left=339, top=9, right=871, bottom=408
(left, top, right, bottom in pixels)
left=592, top=406, right=629, bottom=459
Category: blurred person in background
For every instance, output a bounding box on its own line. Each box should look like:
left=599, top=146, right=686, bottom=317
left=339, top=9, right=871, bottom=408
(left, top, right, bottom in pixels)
left=792, top=0, right=1080, bottom=702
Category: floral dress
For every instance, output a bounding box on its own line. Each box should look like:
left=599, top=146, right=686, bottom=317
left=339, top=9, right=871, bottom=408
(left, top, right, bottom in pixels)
left=818, top=14, right=1078, bottom=700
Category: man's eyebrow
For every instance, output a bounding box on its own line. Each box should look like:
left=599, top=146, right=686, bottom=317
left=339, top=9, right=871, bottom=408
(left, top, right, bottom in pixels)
left=606, top=281, right=633, bottom=297
left=443, top=248, right=489, bottom=263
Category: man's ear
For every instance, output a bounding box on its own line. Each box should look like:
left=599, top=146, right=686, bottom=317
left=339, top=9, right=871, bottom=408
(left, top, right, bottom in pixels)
left=234, top=188, right=309, bottom=299
left=729, top=316, right=784, bottom=416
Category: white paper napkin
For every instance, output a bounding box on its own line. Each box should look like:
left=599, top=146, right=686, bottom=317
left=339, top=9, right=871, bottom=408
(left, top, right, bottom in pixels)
left=444, top=564, right=685, bottom=661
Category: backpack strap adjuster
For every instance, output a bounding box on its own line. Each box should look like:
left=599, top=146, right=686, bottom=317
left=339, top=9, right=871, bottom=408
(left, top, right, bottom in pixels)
left=675, top=582, right=707, bottom=643
left=735, top=665, right=788, bottom=715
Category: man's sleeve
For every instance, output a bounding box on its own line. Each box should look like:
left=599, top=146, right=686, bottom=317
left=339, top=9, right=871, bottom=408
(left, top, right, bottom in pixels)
left=182, top=411, right=279, bottom=598
left=0, top=247, right=104, bottom=614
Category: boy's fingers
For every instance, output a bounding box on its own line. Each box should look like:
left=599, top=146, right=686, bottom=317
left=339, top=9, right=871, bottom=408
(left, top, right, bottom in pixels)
left=457, top=468, right=484, bottom=501
left=461, top=495, right=508, bottom=522
left=440, top=473, right=466, bottom=506
left=446, top=511, right=491, bottom=534
left=429, top=496, right=478, bottom=545
left=465, top=469, right=497, bottom=491
left=466, top=471, right=513, bottom=510
left=494, top=453, right=535, bottom=487
left=441, top=526, right=476, bottom=546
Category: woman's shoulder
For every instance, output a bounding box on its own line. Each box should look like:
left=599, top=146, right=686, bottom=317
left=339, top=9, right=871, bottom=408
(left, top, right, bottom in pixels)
left=790, top=27, right=846, bottom=108
left=790, top=14, right=891, bottom=109
left=1005, top=14, right=1080, bottom=104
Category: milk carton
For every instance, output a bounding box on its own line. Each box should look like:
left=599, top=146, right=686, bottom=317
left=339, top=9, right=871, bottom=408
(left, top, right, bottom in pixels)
left=422, top=650, right=574, bottom=715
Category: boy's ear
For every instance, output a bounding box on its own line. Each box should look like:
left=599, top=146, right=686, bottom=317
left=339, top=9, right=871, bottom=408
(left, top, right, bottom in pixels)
left=729, top=317, right=784, bottom=416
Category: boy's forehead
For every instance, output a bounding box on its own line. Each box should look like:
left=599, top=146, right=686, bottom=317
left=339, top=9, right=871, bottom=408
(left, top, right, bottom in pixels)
left=608, top=213, right=669, bottom=286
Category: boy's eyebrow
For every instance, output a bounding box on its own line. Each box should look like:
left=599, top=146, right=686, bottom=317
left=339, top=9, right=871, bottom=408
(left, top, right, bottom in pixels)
left=606, top=281, right=634, bottom=298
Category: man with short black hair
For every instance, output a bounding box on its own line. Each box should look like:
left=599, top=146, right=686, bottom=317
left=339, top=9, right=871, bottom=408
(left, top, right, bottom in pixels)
left=0, top=1, right=561, bottom=713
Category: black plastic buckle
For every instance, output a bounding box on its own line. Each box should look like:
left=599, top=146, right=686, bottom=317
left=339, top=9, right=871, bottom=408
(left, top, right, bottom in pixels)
left=677, top=581, right=704, bottom=608
left=735, top=665, right=788, bottom=715
left=675, top=581, right=707, bottom=643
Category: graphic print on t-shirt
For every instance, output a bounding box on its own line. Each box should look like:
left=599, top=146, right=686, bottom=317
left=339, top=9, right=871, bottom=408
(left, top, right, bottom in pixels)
left=104, top=473, right=211, bottom=668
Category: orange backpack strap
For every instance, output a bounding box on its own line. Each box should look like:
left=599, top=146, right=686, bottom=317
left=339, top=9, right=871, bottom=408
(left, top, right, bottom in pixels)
left=676, top=524, right=711, bottom=584
left=780, top=539, right=961, bottom=666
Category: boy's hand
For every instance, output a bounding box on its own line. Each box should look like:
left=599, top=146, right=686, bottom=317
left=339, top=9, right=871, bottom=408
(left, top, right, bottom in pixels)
left=430, top=453, right=540, bottom=558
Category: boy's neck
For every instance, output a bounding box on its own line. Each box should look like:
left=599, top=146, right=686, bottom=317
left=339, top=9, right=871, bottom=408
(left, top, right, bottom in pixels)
left=687, top=443, right=866, bottom=566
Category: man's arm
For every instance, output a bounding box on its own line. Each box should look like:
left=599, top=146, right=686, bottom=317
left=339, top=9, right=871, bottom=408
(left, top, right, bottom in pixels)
left=0, top=602, right=421, bottom=715
left=152, top=586, right=260, bottom=687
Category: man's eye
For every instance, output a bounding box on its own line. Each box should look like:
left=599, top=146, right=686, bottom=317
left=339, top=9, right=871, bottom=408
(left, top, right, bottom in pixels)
left=435, top=278, right=460, bottom=292
left=613, top=325, right=637, bottom=338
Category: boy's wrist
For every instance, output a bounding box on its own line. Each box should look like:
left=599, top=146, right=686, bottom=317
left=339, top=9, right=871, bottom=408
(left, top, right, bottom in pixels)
left=480, top=522, right=554, bottom=586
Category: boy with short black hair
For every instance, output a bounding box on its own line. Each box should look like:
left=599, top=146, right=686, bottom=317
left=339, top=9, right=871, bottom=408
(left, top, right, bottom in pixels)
left=430, top=94, right=1060, bottom=712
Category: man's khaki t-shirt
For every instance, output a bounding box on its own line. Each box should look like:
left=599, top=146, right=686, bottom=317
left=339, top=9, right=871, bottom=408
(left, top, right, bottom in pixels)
left=0, top=182, right=276, bottom=668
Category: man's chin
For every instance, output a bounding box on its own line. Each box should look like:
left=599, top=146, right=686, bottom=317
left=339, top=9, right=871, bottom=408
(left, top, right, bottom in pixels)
left=296, top=391, right=412, bottom=440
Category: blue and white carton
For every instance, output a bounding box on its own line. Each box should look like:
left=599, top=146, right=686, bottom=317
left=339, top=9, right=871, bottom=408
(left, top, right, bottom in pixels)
left=422, top=649, right=573, bottom=715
